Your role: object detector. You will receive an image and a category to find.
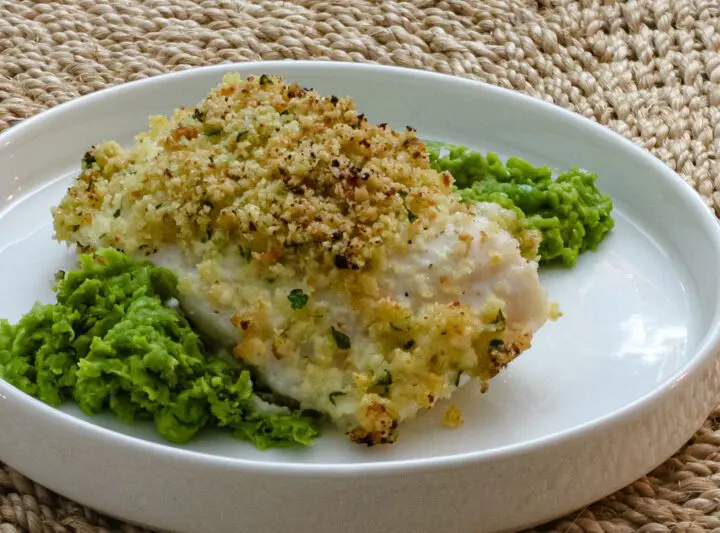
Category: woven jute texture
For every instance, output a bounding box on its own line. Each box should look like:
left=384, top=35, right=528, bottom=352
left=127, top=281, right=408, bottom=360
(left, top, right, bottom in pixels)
left=1, top=0, right=720, bottom=531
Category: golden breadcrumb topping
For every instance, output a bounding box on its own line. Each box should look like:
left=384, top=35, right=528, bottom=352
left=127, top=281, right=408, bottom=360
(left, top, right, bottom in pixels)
left=549, top=302, right=563, bottom=321
left=53, top=73, right=454, bottom=274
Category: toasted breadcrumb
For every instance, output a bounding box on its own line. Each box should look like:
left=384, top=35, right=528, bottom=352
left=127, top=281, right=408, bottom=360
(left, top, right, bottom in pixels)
left=549, top=302, right=563, bottom=320
left=443, top=405, right=464, bottom=428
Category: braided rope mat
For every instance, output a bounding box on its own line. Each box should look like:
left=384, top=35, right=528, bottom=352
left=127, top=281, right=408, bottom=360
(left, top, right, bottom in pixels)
left=1, top=0, right=720, bottom=531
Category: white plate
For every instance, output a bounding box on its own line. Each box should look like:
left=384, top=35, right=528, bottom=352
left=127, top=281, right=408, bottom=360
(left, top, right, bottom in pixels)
left=1, top=61, right=720, bottom=533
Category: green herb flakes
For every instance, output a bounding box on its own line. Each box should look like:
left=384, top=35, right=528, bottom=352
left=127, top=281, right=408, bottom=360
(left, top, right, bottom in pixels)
left=329, top=391, right=346, bottom=405
left=402, top=340, right=415, bottom=350
left=287, top=289, right=309, bottom=310
left=331, top=326, right=351, bottom=350
left=238, top=246, right=252, bottom=262
left=81, top=152, right=96, bottom=170
left=204, top=126, right=223, bottom=137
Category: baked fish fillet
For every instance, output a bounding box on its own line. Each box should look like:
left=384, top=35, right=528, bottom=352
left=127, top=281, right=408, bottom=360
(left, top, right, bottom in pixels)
left=53, top=73, right=550, bottom=445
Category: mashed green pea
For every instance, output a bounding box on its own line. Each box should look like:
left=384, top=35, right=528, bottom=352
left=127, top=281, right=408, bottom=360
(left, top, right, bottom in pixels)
left=0, top=248, right=319, bottom=449
left=426, top=141, right=614, bottom=267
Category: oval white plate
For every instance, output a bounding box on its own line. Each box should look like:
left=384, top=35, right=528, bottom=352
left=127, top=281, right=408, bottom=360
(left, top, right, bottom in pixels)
left=1, top=61, right=720, bottom=533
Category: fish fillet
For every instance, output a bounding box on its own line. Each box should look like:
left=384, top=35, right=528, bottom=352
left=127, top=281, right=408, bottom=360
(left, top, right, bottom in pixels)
left=52, top=73, right=549, bottom=444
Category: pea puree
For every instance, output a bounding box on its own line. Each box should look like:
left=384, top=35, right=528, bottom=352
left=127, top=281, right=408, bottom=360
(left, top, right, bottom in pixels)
left=426, top=141, right=615, bottom=266
left=0, top=248, right=319, bottom=449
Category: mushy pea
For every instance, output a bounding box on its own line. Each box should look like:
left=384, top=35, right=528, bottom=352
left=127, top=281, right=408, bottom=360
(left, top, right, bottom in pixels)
left=427, top=142, right=615, bottom=266
left=0, top=248, right=319, bottom=449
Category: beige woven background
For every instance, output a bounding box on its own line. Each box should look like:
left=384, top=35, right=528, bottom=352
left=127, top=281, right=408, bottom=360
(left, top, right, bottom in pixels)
left=1, top=0, right=720, bottom=531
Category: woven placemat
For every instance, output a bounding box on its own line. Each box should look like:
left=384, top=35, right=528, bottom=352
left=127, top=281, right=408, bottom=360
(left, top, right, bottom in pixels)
left=1, top=0, right=720, bottom=531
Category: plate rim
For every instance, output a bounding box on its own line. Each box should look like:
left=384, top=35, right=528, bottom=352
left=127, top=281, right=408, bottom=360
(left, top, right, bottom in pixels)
left=1, top=59, right=720, bottom=475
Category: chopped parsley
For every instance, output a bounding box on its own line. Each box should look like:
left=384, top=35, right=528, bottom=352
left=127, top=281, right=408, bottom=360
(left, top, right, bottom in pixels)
left=373, top=370, right=393, bottom=395
left=204, top=126, right=223, bottom=137
left=331, top=326, right=351, bottom=350
left=407, top=209, right=418, bottom=223
left=489, top=339, right=504, bottom=350
left=81, top=152, right=96, bottom=170
left=328, top=391, right=346, bottom=405
left=454, top=371, right=463, bottom=387
left=374, top=370, right=393, bottom=387
left=192, top=108, right=205, bottom=122
left=287, top=289, right=309, bottom=310
left=238, top=246, right=252, bottom=262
